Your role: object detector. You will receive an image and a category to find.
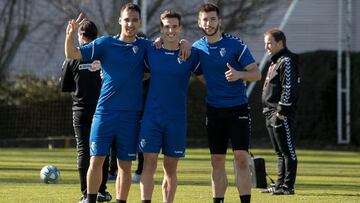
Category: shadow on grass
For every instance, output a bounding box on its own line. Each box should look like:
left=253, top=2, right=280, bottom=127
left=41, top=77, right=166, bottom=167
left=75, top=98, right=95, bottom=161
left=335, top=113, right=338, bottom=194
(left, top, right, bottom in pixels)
left=300, top=193, right=360, bottom=197
left=0, top=177, right=79, bottom=184
left=0, top=167, right=76, bottom=172
left=296, top=183, right=360, bottom=192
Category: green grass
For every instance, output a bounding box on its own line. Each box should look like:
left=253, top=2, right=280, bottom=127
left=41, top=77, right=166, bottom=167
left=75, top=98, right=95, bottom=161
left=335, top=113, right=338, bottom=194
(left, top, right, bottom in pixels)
left=0, top=148, right=359, bottom=203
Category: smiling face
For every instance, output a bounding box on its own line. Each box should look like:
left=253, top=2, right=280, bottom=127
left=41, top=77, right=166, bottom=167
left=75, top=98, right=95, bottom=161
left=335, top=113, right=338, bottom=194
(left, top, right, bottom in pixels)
left=264, top=34, right=284, bottom=56
left=119, top=8, right=141, bottom=42
left=161, top=17, right=182, bottom=44
left=198, top=11, right=221, bottom=37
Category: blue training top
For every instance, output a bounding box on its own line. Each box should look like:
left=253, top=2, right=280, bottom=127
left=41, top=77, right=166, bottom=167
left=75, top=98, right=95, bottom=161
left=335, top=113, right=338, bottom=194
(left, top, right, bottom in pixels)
left=193, top=33, right=255, bottom=108
left=80, top=36, right=152, bottom=112
left=144, top=46, right=200, bottom=118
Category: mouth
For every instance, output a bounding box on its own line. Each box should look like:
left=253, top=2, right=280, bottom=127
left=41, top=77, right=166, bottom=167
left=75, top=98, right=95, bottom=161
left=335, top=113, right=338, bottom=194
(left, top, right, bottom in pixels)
left=125, top=27, right=135, bottom=33
left=167, top=34, right=176, bottom=38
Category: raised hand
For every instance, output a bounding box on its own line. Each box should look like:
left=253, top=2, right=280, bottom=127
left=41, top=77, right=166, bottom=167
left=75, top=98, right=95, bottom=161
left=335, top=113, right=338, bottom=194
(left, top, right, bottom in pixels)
left=225, top=63, right=243, bottom=82
left=66, top=13, right=86, bottom=36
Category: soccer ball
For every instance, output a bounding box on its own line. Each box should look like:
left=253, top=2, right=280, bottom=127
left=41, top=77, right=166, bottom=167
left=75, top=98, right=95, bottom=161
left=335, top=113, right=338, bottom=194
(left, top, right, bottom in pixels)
left=40, top=165, right=60, bottom=184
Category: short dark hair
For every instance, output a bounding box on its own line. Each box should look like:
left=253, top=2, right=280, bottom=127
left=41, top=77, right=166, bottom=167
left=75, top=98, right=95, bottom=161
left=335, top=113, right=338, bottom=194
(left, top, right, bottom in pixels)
left=121, top=3, right=141, bottom=17
left=264, top=28, right=287, bottom=47
left=78, top=20, right=98, bottom=41
left=160, top=10, right=181, bottom=27
left=198, top=3, right=220, bottom=17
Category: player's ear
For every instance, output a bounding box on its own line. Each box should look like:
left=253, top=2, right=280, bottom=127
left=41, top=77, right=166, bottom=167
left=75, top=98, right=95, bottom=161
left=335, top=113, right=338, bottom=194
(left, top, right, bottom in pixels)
left=118, top=17, right=121, bottom=25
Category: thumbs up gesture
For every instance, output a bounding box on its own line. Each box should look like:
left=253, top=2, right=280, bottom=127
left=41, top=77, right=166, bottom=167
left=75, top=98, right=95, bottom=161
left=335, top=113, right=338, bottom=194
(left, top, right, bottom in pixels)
left=225, top=63, right=243, bottom=82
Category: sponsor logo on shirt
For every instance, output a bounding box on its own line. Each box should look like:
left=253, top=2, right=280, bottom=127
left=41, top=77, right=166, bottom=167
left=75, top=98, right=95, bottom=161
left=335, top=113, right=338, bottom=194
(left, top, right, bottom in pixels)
left=174, top=150, right=183, bottom=154
left=128, top=153, right=136, bottom=157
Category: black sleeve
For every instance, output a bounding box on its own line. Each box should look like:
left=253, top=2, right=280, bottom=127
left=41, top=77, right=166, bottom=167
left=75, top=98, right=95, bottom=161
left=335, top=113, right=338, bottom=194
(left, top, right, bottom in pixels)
left=59, top=59, right=76, bottom=92
left=276, top=56, right=299, bottom=116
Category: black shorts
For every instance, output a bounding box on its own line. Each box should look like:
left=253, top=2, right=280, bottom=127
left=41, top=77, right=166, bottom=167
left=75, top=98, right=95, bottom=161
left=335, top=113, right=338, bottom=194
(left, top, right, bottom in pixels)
left=206, top=103, right=251, bottom=154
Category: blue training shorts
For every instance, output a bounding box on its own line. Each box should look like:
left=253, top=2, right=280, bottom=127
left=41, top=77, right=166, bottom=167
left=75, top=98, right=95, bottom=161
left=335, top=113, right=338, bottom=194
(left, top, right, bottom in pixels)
left=89, top=110, right=142, bottom=160
left=138, top=113, right=187, bottom=158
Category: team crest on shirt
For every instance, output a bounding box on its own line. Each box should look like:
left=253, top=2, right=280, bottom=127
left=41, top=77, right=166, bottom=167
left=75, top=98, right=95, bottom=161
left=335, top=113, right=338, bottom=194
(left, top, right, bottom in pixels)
left=140, top=139, right=146, bottom=148
left=177, top=56, right=185, bottom=64
left=219, top=48, right=226, bottom=57
left=132, top=46, right=139, bottom=54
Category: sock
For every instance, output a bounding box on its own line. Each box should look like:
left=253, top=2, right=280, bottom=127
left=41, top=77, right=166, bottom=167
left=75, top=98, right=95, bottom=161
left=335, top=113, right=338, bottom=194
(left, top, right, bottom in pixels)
left=116, top=200, right=126, bottom=203
left=213, top=197, right=224, bottom=203
left=240, top=194, right=251, bottom=203
left=141, top=200, right=151, bottom=203
left=87, top=193, right=97, bottom=203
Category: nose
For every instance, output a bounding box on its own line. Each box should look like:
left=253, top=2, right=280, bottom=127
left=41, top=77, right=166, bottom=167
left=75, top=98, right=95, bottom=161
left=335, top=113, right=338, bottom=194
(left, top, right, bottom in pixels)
left=205, top=20, right=210, bottom=27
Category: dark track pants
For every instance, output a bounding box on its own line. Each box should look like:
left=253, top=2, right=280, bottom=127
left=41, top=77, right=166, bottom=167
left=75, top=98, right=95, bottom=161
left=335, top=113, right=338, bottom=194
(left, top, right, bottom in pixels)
left=266, top=114, right=297, bottom=189
left=73, top=110, right=109, bottom=195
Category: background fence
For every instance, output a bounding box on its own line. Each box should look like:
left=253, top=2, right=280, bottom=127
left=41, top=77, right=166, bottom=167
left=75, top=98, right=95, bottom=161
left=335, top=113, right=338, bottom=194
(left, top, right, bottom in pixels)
left=1, top=51, right=359, bottom=148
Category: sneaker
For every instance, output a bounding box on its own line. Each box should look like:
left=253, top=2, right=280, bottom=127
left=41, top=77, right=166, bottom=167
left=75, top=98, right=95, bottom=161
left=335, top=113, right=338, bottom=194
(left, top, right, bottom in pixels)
left=261, top=187, right=276, bottom=193
left=97, top=191, right=112, bottom=202
left=131, top=173, right=141, bottom=183
left=108, top=173, right=117, bottom=181
left=78, top=195, right=88, bottom=203
left=272, top=187, right=295, bottom=195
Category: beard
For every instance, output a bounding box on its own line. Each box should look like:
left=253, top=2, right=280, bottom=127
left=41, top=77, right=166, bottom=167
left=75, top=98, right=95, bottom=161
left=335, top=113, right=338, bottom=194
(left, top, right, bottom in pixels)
left=201, top=24, right=220, bottom=36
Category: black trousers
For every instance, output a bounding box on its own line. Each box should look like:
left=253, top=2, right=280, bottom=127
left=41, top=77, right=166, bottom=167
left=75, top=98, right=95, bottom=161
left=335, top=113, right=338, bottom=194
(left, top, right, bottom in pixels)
left=135, top=152, right=144, bottom=175
left=265, top=114, right=297, bottom=189
left=73, top=110, right=109, bottom=195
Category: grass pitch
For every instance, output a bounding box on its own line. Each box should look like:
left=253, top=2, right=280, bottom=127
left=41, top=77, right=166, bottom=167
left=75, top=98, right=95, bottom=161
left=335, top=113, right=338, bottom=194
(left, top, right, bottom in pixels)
left=0, top=148, right=359, bottom=203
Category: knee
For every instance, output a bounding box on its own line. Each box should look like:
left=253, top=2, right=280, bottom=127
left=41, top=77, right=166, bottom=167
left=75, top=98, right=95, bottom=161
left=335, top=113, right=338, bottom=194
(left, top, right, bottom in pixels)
left=163, top=167, right=177, bottom=178
left=163, top=160, right=178, bottom=177
left=211, top=155, right=225, bottom=169
left=234, top=153, right=249, bottom=170
left=283, top=153, right=298, bottom=162
left=89, top=157, right=105, bottom=170
left=143, top=155, right=158, bottom=173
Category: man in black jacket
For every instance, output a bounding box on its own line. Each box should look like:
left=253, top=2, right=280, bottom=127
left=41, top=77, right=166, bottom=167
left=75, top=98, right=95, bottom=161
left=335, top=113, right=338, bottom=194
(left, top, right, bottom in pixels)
left=60, top=20, right=111, bottom=203
left=262, top=28, right=300, bottom=195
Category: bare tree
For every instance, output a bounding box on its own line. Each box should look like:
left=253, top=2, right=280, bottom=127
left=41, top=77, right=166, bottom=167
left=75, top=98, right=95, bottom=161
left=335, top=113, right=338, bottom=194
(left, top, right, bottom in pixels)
left=1, top=0, right=284, bottom=80
left=0, top=0, right=39, bottom=81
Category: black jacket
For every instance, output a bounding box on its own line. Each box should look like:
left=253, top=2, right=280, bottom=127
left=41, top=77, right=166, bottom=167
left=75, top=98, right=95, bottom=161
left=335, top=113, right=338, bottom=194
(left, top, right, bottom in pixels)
left=59, top=59, right=101, bottom=111
left=262, top=48, right=300, bottom=118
